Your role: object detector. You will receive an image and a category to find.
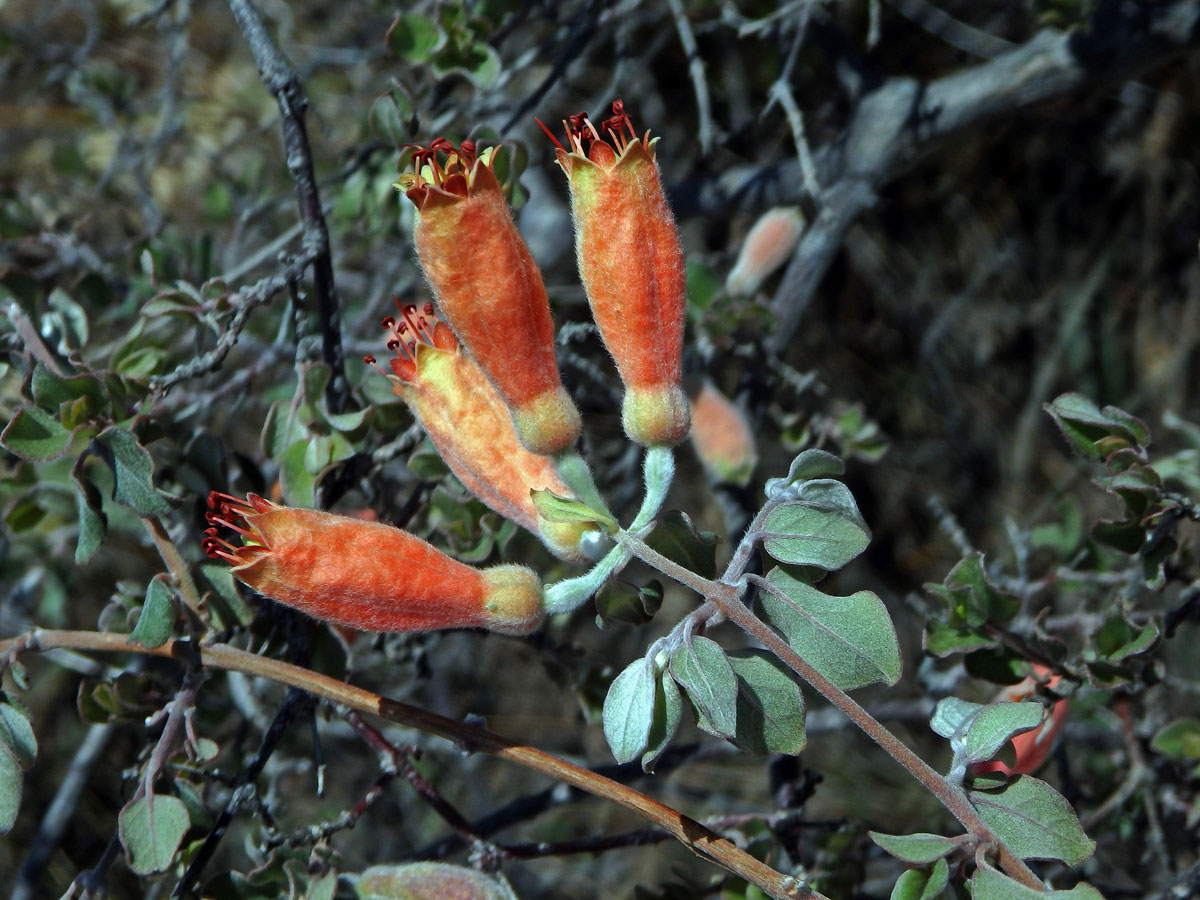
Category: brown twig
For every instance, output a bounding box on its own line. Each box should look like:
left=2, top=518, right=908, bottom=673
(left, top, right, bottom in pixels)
left=1, top=630, right=820, bottom=900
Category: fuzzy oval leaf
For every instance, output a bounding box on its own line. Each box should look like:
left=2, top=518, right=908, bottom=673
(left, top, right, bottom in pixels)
left=670, top=636, right=738, bottom=739
left=0, top=702, right=37, bottom=770
left=357, top=862, right=518, bottom=900
left=95, top=427, right=174, bottom=515
left=962, top=702, right=1045, bottom=765
left=0, top=743, right=20, bottom=834
left=762, top=480, right=870, bottom=570
left=727, top=650, right=806, bottom=756
left=1, top=405, right=73, bottom=462
left=642, top=672, right=683, bottom=772
left=130, top=576, right=176, bottom=649
left=602, top=658, right=657, bottom=764
left=71, top=463, right=107, bottom=564
left=761, top=568, right=901, bottom=689
left=119, top=793, right=191, bottom=874
left=279, top=439, right=317, bottom=508
left=972, top=864, right=1103, bottom=900
left=765, top=449, right=846, bottom=498
left=969, top=776, right=1095, bottom=866
left=890, top=858, right=949, bottom=900
left=869, top=831, right=959, bottom=865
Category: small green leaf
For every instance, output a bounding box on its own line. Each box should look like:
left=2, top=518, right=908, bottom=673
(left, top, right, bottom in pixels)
left=929, top=553, right=1019, bottom=628
left=94, top=427, right=174, bottom=516
left=889, top=858, right=949, bottom=900
left=1092, top=608, right=1159, bottom=662
left=603, top=658, right=657, bottom=764
left=530, top=488, right=615, bottom=531
left=869, top=831, right=959, bottom=865
left=0, top=743, right=20, bottom=834
left=130, top=575, right=176, bottom=649
left=199, top=563, right=256, bottom=628
left=642, top=510, right=718, bottom=580
left=962, top=702, right=1044, bottom=765
left=760, top=568, right=901, bottom=689
left=1151, top=718, right=1200, bottom=761
left=727, top=650, right=806, bottom=756
left=0, top=405, right=73, bottom=462
left=1045, top=393, right=1146, bottom=460
left=279, top=439, right=316, bottom=508
left=261, top=401, right=306, bottom=461
left=119, top=793, right=191, bottom=874
left=0, top=702, right=37, bottom=769
left=923, top=620, right=996, bottom=657
left=670, top=636, right=738, bottom=739
left=643, top=672, right=683, bottom=772
left=969, top=775, right=1095, bottom=866
left=595, top=579, right=662, bottom=627
left=971, top=864, right=1103, bottom=900
left=386, top=13, right=443, bottom=62
left=761, top=479, right=870, bottom=570
left=71, top=464, right=106, bottom=564
left=764, top=449, right=845, bottom=498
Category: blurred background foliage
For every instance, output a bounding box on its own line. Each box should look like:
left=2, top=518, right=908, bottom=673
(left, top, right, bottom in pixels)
left=2, top=0, right=1199, bottom=898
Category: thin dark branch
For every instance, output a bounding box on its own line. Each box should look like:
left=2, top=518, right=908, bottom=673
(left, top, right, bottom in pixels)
left=149, top=249, right=316, bottom=396
left=226, top=0, right=349, bottom=413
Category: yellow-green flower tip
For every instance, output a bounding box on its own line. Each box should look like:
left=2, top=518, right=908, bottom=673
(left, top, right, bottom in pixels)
left=537, top=518, right=593, bottom=564
left=511, top=387, right=582, bottom=456
left=481, top=565, right=546, bottom=635
left=622, top=384, right=691, bottom=447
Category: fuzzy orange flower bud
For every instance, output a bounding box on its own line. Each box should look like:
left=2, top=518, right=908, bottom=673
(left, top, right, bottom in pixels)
left=972, top=666, right=1070, bottom=777
left=725, top=207, right=805, bottom=296
left=542, top=101, right=690, bottom=447
left=399, top=139, right=580, bottom=457
left=202, top=492, right=544, bottom=635
left=689, top=381, right=757, bottom=486
left=364, top=300, right=591, bottom=562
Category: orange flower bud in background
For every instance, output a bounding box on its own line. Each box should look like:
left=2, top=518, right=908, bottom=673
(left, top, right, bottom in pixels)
left=689, top=381, right=757, bottom=486
left=399, top=139, right=580, bottom=457
left=365, top=301, right=591, bottom=562
left=202, top=492, right=545, bottom=635
left=543, top=101, right=689, bottom=447
left=972, top=666, right=1070, bottom=777
left=725, top=207, right=805, bottom=296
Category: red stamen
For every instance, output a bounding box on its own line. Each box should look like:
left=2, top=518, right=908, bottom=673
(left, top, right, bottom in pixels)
left=535, top=117, right=565, bottom=152
left=381, top=317, right=395, bottom=329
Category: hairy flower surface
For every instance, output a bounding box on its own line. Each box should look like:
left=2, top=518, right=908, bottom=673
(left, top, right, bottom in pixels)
left=398, top=139, right=580, bottom=456
left=366, top=301, right=590, bottom=562
left=543, top=101, right=689, bottom=446
left=202, top=492, right=545, bottom=635
left=725, top=206, right=805, bottom=296
left=689, top=381, right=757, bottom=486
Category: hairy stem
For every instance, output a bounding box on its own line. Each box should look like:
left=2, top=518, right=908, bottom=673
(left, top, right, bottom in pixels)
left=615, top=530, right=1046, bottom=890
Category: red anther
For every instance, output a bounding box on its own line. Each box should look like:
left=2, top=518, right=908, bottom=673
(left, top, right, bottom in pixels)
left=405, top=303, right=418, bottom=315
left=363, top=355, right=377, bottom=365
left=429, top=136, right=454, bottom=153
left=612, top=99, right=625, bottom=115
left=381, top=317, right=395, bottom=329
left=387, top=339, right=401, bottom=351
left=423, top=302, right=435, bottom=316
left=459, top=140, right=476, bottom=161
left=396, top=322, right=409, bottom=336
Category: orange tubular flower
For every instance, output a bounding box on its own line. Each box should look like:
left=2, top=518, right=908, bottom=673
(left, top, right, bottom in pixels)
left=365, top=301, right=591, bottom=563
left=202, top=492, right=544, bottom=635
left=399, top=139, right=580, bottom=457
left=689, top=381, right=757, bottom=486
left=542, top=100, right=690, bottom=447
